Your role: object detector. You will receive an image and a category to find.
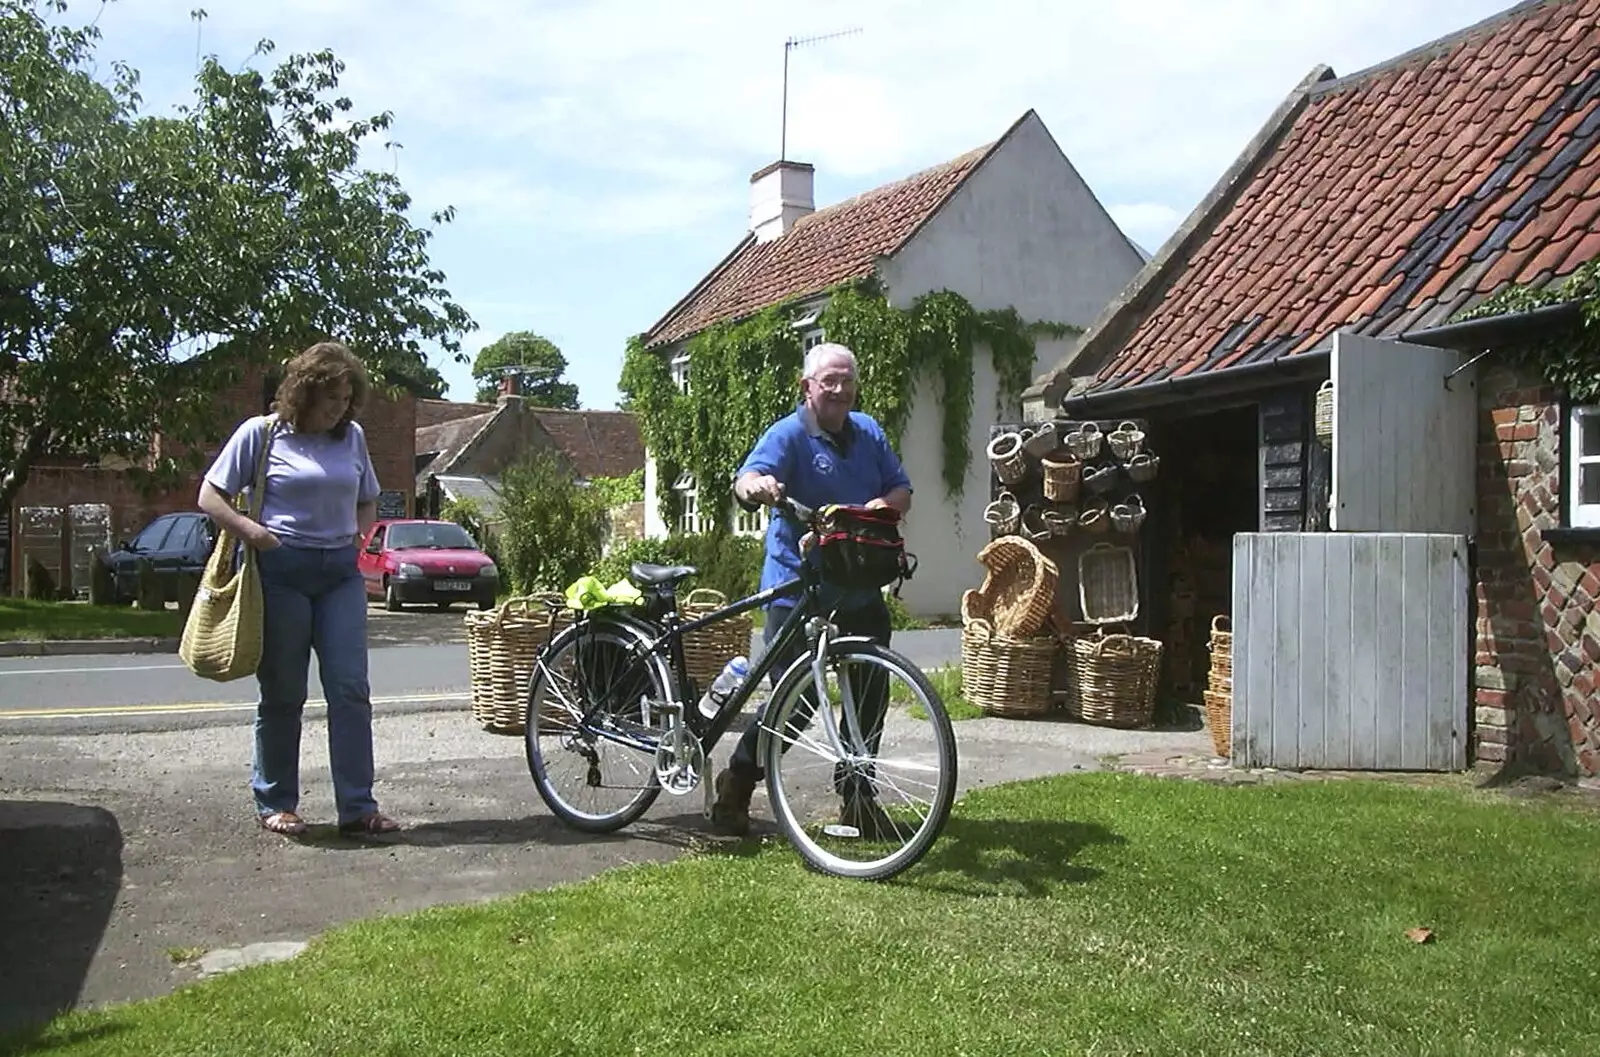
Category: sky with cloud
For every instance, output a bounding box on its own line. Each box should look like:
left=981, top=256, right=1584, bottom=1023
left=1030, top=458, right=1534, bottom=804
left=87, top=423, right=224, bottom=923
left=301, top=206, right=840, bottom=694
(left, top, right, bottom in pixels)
left=74, top=0, right=1514, bottom=408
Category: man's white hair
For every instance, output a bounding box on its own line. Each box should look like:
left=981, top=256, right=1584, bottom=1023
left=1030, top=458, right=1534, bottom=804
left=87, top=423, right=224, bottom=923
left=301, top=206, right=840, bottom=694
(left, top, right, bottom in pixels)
left=802, top=342, right=857, bottom=379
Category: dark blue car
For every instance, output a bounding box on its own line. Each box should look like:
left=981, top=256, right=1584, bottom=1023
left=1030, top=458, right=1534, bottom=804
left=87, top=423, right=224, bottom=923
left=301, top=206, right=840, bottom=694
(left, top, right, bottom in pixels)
left=101, top=512, right=216, bottom=604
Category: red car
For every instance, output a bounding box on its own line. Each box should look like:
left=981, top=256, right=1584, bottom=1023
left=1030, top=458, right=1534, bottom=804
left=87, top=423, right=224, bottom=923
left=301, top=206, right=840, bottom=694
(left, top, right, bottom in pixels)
left=358, top=518, right=500, bottom=611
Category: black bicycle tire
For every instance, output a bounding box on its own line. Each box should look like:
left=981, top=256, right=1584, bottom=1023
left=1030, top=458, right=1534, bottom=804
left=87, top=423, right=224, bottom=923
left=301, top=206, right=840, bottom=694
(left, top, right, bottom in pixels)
left=762, top=641, right=958, bottom=881
left=524, top=618, right=670, bottom=833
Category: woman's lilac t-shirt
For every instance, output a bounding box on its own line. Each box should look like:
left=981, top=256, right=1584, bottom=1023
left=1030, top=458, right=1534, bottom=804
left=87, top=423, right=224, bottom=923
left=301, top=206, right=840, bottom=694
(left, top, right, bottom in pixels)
left=205, top=414, right=381, bottom=549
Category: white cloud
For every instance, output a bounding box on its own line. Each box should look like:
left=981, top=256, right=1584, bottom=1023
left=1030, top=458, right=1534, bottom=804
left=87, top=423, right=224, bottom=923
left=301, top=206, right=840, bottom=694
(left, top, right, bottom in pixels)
left=78, top=0, right=1520, bottom=405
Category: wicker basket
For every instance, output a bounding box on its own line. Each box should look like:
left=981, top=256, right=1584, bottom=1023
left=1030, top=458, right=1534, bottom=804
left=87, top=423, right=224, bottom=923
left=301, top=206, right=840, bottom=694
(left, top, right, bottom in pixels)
left=466, top=594, right=573, bottom=734
left=1126, top=452, right=1160, bottom=483
left=1078, top=498, right=1110, bottom=534
left=1042, top=507, right=1075, bottom=538
left=984, top=490, right=1021, bottom=535
left=1110, top=494, right=1146, bottom=534
left=1107, top=420, right=1146, bottom=460
left=960, top=618, right=1055, bottom=718
left=961, top=588, right=992, bottom=625
left=1065, top=422, right=1103, bottom=459
left=1041, top=452, right=1083, bottom=502
left=1082, top=463, right=1120, bottom=495
left=1314, top=379, right=1334, bottom=447
left=987, top=431, right=1029, bottom=485
left=1021, top=504, right=1053, bottom=543
left=1063, top=629, right=1164, bottom=729
left=974, top=536, right=1059, bottom=638
left=680, top=588, right=751, bottom=691
left=1203, top=688, right=1232, bottom=757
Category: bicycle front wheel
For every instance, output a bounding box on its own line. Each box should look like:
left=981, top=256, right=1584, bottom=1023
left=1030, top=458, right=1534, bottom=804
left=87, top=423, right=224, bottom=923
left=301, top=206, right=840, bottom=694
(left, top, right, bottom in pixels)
left=762, top=641, right=957, bottom=881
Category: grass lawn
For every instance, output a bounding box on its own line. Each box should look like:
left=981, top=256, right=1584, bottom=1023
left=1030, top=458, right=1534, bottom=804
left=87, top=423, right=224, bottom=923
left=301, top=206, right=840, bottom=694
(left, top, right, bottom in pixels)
left=12, top=773, right=1600, bottom=1056
left=0, top=598, right=185, bottom=641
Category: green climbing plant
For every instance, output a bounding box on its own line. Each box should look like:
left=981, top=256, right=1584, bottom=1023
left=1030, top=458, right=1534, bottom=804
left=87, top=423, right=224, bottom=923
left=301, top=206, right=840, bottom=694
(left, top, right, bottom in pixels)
left=618, top=279, right=1077, bottom=527
left=1454, top=259, right=1600, bottom=401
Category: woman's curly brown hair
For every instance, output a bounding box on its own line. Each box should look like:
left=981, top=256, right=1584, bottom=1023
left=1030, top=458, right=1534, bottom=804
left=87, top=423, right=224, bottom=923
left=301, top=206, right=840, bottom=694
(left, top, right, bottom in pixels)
left=273, top=341, right=369, bottom=437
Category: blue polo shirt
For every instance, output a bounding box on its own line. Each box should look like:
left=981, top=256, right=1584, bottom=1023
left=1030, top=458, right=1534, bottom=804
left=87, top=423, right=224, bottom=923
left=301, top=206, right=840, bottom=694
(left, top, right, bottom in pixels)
left=738, top=404, right=912, bottom=610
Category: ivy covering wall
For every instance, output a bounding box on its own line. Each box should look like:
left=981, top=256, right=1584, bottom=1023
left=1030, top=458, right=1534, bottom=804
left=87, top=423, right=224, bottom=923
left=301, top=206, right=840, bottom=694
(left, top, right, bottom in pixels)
left=1455, top=259, right=1600, bottom=401
left=618, top=277, right=1077, bottom=530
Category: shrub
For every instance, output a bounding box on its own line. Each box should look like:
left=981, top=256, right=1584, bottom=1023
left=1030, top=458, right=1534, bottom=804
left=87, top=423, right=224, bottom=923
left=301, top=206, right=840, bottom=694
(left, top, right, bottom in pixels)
left=589, top=532, right=764, bottom=603
left=496, top=449, right=609, bottom=594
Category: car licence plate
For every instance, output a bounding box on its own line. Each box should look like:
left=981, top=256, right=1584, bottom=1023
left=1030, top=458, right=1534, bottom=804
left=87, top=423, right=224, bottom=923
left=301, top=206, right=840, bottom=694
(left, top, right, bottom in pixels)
left=436, top=579, right=472, bottom=592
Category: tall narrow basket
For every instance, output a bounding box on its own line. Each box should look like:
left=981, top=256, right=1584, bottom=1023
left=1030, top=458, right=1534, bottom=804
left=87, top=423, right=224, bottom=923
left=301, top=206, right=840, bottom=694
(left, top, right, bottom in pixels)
left=680, top=588, right=751, bottom=692
left=465, top=594, right=573, bottom=734
left=960, top=618, right=1055, bottom=718
left=1063, top=629, right=1163, bottom=729
left=1205, top=615, right=1232, bottom=756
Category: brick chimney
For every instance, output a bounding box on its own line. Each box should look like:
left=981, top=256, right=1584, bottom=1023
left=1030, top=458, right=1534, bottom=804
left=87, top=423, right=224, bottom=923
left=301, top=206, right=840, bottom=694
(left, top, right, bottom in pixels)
left=749, top=160, right=814, bottom=242
left=497, top=374, right=521, bottom=406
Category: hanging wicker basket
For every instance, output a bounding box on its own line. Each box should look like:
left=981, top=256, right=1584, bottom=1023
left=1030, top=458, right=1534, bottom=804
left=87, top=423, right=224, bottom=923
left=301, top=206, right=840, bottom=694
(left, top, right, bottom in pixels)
left=1065, top=422, right=1103, bottom=459
left=1082, top=463, right=1121, bottom=495
left=1041, top=451, right=1083, bottom=502
left=1110, top=494, right=1147, bottom=535
left=1078, top=542, right=1139, bottom=624
left=974, top=535, right=1059, bottom=638
left=986, top=432, right=1029, bottom=485
left=1107, top=420, right=1146, bottom=460
left=1125, top=452, right=1161, bottom=483
left=1022, top=421, right=1061, bottom=458
left=1314, top=380, right=1334, bottom=448
left=960, top=618, right=1056, bottom=718
left=1021, top=504, right=1053, bottom=543
left=680, top=588, right=751, bottom=692
left=1062, top=628, right=1164, bottom=729
left=1077, top=498, right=1110, bottom=534
left=984, top=491, right=1021, bottom=535
left=1042, top=507, right=1075, bottom=538
left=466, top=594, right=574, bottom=735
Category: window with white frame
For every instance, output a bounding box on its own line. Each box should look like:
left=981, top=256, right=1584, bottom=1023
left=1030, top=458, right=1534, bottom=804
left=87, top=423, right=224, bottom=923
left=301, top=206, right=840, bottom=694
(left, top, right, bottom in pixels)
left=1570, top=403, right=1600, bottom=528
left=672, top=471, right=711, bottom=535
left=734, top=503, right=768, bottom=537
left=670, top=351, right=691, bottom=394
left=802, top=327, right=826, bottom=351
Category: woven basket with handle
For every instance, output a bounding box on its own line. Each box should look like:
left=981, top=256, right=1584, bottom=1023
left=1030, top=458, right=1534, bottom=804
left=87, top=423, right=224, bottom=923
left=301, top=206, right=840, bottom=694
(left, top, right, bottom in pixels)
left=974, top=535, right=1059, bottom=638
left=960, top=617, right=1055, bottom=718
left=1062, top=627, right=1163, bottom=729
left=466, top=594, right=573, bottom=734
left=680, top=588, right=751, bottom=692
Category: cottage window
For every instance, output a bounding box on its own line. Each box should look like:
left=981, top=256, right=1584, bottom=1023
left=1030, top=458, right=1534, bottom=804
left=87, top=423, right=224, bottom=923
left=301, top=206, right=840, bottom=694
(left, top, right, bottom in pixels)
left=670, top=352, right=691, bottom=394
left=672, top=471, right=711, bottom=535
left=734, top=504, right=767, bottom=537
left=802, top=327, right=826, bottom=351
left=1570, top=403, right=1600, bottom=528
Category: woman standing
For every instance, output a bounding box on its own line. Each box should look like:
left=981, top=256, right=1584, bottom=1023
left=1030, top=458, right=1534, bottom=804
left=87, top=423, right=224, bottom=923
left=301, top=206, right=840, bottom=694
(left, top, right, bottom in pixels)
left=198, top=341, right=400, bottom=837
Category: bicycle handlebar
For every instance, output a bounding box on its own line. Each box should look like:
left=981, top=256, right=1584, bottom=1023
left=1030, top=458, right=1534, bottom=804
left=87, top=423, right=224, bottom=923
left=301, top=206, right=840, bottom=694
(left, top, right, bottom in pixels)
left=773, top=494, right=816, bottom=525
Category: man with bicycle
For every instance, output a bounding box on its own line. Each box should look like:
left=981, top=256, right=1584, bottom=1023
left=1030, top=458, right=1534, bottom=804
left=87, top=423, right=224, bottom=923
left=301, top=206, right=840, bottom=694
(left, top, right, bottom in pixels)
left=711, top=342, right=912, bottom=838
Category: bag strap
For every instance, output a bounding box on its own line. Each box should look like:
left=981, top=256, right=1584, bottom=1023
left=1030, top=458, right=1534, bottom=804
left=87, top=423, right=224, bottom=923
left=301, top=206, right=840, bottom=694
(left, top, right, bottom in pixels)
left=244, top=414, right=278, bottom=521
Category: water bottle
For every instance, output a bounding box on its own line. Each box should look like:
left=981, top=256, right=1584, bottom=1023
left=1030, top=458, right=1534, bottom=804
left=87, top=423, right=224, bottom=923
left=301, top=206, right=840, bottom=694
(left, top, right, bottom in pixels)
left=698, top=655, right=750, bottom=720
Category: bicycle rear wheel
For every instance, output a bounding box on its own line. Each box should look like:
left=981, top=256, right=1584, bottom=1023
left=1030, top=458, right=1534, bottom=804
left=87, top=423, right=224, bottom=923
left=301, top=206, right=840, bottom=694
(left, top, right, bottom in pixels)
left=524, top=618, right=672, bottom=832
left=762, top=641, right=957, bottom=881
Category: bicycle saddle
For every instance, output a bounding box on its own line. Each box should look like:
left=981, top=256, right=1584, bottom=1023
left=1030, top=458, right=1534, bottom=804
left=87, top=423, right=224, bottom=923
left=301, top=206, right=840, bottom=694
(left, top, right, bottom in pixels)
left=628, top=562, right=698, bottom=587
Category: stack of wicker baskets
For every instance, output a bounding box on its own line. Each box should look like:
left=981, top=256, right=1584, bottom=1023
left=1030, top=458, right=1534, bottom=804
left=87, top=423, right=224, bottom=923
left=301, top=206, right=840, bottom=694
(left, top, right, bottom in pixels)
left=959, top=536, right=1059, bottom=718
left=1204, top=615, right=1232, bottom=756
left=678, top=588, right=752, bottom=693
left=465, top=594, right=573, bottom=735
left=1061, top=626, right=1164, bottom=729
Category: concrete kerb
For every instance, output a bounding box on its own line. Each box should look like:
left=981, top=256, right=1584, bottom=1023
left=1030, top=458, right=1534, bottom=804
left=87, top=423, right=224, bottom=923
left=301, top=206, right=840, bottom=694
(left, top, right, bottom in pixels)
left=0, top=637, right=180, bottom=658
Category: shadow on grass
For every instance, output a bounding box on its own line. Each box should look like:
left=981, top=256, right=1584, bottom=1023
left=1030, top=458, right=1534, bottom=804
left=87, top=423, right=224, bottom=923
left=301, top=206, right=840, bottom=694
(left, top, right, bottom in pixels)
left=0, top=802, right=123, bottom=1054
left=290, top=810, right=709, bottom=853
left=0, top=1022, right=132, bottom=1057
left=910, top=815, right=1126, bottom=898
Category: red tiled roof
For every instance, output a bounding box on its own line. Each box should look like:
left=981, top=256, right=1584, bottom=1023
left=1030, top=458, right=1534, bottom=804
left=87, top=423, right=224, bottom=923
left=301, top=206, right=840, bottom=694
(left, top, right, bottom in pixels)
left=644, top=143, right=998, bottom=347
left=417, top=398, right=496, bottom=428
left=1084, top=0, right=1600, bottom=393
left=530, top=409, right=644, bottom=480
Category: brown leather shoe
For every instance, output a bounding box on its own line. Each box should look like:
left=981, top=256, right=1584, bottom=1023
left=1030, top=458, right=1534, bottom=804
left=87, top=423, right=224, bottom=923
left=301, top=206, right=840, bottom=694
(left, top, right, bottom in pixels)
left=709, top=766, right=757, bottom=836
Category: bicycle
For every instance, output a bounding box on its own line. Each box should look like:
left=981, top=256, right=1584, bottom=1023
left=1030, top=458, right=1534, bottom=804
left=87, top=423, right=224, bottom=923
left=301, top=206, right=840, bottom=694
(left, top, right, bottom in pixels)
left=522, top=496, right=959, bottom=881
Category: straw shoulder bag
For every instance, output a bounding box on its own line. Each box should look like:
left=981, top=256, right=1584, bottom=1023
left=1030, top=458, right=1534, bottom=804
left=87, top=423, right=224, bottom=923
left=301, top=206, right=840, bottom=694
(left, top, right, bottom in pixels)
left=179, top=415, right=278, bottom=682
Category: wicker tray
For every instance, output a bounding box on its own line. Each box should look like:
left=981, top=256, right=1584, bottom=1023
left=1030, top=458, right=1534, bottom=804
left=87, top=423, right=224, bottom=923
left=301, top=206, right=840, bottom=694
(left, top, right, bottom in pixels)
left=975, top=535, right=1059, bottom=638
left=466, top=594, right=573, bottom=735
left=960, top=618, right=1055, bottom=718
left=1062, top=628, right=1163, bottom=729
left=1078, top=542, right=1139, bottom=624
left=680, top=588, right=751, bottom=692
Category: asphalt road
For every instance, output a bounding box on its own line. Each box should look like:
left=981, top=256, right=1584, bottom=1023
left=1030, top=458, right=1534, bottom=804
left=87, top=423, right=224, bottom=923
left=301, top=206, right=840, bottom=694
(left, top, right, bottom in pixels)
left=0, top=620, right=962, bottom=732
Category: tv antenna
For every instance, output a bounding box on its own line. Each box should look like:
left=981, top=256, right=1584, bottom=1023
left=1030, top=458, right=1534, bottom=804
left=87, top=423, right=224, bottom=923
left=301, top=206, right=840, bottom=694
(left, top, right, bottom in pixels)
left=782, top=27, right=862, bottom=160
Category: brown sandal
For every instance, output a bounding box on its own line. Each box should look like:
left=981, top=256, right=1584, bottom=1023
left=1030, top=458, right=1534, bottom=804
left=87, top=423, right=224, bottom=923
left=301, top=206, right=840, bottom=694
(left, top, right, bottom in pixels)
left=339, top=812, right=400, bottom=836
left=259, top=811, right=308, bottom=836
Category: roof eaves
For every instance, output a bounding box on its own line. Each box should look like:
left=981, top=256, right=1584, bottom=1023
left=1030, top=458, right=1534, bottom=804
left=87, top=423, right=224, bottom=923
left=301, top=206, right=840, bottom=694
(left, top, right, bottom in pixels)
left=642, top=233, right=758, bottom=350
left=437, top=405, right=508, bottom=476
left=1023, top=62, right=1338, bottom=411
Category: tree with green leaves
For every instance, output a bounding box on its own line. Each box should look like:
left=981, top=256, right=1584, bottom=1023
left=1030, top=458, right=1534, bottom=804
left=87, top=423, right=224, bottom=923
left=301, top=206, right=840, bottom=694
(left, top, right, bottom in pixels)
left=0, top=0, right=474, bottom=514
left=471, top=331, right=580, bottom=407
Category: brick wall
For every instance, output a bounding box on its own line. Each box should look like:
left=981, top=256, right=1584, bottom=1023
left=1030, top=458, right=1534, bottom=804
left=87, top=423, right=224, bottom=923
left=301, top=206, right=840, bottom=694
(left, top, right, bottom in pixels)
left=1474, top=363, right=1600, bottom=777
left=7, top=364, right=417, bottom=594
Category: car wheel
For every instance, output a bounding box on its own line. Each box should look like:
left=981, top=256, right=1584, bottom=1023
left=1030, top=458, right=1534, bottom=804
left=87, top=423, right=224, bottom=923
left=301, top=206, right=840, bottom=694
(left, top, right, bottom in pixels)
left=435, top=601, right=452, bottom=612
left=384, top=579, right=402, bottom=612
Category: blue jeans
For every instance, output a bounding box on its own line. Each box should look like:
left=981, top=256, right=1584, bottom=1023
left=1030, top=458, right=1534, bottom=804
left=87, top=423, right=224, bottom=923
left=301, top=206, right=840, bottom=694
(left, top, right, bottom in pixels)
left=253, top=544, right=378, bottom=825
